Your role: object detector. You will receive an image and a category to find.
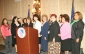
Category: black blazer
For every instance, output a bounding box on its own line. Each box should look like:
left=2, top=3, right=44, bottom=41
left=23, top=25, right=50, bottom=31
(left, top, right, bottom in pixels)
left=71, top=20, right=84, bottom=41
left=19, top=22, right=24, bottom=27
left=23, top=23, right=28, bottom=27
left=11, top=23, right=20, bottom=36
left=48, top=21, right=61, bottom=42
left=28, top=23, right=33, bottom=27
left=23, top=23, right=33, bottom=27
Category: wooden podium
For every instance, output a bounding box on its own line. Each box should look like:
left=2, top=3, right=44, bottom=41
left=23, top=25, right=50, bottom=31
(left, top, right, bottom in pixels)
left=16, top=27, right=39, bottom=54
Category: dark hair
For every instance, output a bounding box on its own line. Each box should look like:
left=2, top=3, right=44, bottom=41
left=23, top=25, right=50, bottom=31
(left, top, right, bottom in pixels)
left=61, top=14, right=70, bottom=22
left=12, top=16, right=17, bottom=23
left=23, top=18, right=27, bottom=23
left=33, top=14, right=40, bottom=21
left=59, top=14, right=63, bottom=22
left=50, top=14, right=57, bottom=18
left=1, top=18, right=9, bottom=25
left=60, top=14, right=63, bottom=18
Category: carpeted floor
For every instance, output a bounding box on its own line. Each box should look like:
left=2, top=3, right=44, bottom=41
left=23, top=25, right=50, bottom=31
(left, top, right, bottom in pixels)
left=0, top=45, right=5, bottom=51
left=0, top=45, right=66, bottom=54
left=0, top=45, right=5, bottom=54
left=0, top=36, right=4, bottom=45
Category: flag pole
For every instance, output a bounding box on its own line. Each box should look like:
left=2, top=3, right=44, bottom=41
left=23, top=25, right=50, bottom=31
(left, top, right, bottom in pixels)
left=71, top=0, right=75, bottom=22
left=28, top=5, right=30, bottom=17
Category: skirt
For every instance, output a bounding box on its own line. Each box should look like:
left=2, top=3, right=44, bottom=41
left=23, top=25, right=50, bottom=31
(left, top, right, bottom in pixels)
left=61, top=39, right=71, bottom=51
left=48, top=42, right=61, bottom=54
left=12, top=36, right=17, bottom=45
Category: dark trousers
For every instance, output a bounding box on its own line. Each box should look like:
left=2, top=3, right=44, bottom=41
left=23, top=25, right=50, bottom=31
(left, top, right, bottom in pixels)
left=71, top=39, right=81, bottom=54
left=4, top=36, right=12, bottom=53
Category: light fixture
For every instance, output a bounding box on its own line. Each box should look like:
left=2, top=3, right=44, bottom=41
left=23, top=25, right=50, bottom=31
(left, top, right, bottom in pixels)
left=32, top=0, right=41, bottom=15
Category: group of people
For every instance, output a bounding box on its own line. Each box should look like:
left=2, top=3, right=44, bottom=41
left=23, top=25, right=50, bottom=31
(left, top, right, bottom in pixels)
left=0, top=11, right=84, bottom=54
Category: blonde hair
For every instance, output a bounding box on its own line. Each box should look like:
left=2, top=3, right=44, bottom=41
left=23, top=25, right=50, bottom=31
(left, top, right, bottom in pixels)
left=27, top=17, right=32, bottom=22
left=74, top=11, right=83, bottom=20
left=42, top=14, right=48, bottom=22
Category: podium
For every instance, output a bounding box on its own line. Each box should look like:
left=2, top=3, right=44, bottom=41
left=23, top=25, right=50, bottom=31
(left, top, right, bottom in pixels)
left=16, top=27, right=39, bottom=54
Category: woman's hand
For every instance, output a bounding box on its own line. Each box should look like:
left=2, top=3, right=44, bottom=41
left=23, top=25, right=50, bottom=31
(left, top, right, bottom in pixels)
left=53, top=38, right=55, bottom=42
left=4, top=37, right=6, bottom=39
left=58, top=34, right=61, bottom=37
left=14, top=36, right=16, bottom=38
left=44, top=37, right=47, bottom=40
left=38, top=34, right=40, bottom=36
left=76, top=38, right=79, bottom=43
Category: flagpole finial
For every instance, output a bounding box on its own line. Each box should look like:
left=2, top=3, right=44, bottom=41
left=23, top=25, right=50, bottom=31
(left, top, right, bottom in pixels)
left=28, top=5, right=30, bottom=9
left=71, top=0, right=75, bottom=22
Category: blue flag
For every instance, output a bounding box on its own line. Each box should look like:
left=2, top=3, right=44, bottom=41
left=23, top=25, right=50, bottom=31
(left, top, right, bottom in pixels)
left=71, top=0, right=74, bottom=22
left=28, top=9, right=30, bottom=17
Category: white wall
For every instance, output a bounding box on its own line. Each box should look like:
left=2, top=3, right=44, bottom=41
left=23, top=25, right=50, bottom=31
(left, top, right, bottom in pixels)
left=41, top=0, right=85, bottom=20
left=81, top=13, right=85, bottom=53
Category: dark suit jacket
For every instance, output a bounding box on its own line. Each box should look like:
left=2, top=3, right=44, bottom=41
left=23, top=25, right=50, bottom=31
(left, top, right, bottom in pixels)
left=48, top=21, right=61, bottom=42
left=23, top=23, right=28, bottom=27
left=71, top=20, right=84, bottom=41
left=23, top=23, right=33, bottom=27
left=41, top=22, right=50, bottom=38
left=28, top=23, right=33, bottom=27
left=19, top=22, right=24, bottom=27
left=11, top=23, right=20, bottom=36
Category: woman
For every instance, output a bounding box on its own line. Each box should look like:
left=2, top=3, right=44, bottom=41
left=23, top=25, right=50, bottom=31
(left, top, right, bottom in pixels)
left=23, top=18, right=28, bottom=27
left=23, top=18, right=27, bottom=23
left=11, top=16, right=20, bottom=52
left=41, top=14, right=50, bottom=53
left=71, top=11, right=84, bottom=54
left=58, top=14, right=63, bottom=26
left=33, top=14, right=41, bottom=54
left=1, top=18, right=12, bottom=54
left=18, top=18, right=24, bottom=27
left=58, top=14, right=71, bottom=54
left=27, top=17, right=33, bottom=27
left=48, top=14, right=61, bottom=54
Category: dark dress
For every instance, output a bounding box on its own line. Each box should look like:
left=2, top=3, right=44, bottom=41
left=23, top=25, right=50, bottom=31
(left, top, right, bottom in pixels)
left=11, top=23, right=20, bottom=45
left=71, top=20, right=84, bottom=54
left=41, top=22, right=50, bottom=52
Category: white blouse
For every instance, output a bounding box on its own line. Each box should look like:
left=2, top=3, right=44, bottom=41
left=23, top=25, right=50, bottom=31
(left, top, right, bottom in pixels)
left=33, top=21, right=42, bottom=37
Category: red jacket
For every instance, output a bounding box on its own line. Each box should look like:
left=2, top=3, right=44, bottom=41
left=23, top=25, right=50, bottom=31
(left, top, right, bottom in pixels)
left=0, top=25, right=11, bottom=38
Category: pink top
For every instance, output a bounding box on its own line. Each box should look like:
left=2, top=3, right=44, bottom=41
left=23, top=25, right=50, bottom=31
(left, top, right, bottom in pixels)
left=60, top=22, right=71, bottom=40
left=0, top=25, right=11, bottom=38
